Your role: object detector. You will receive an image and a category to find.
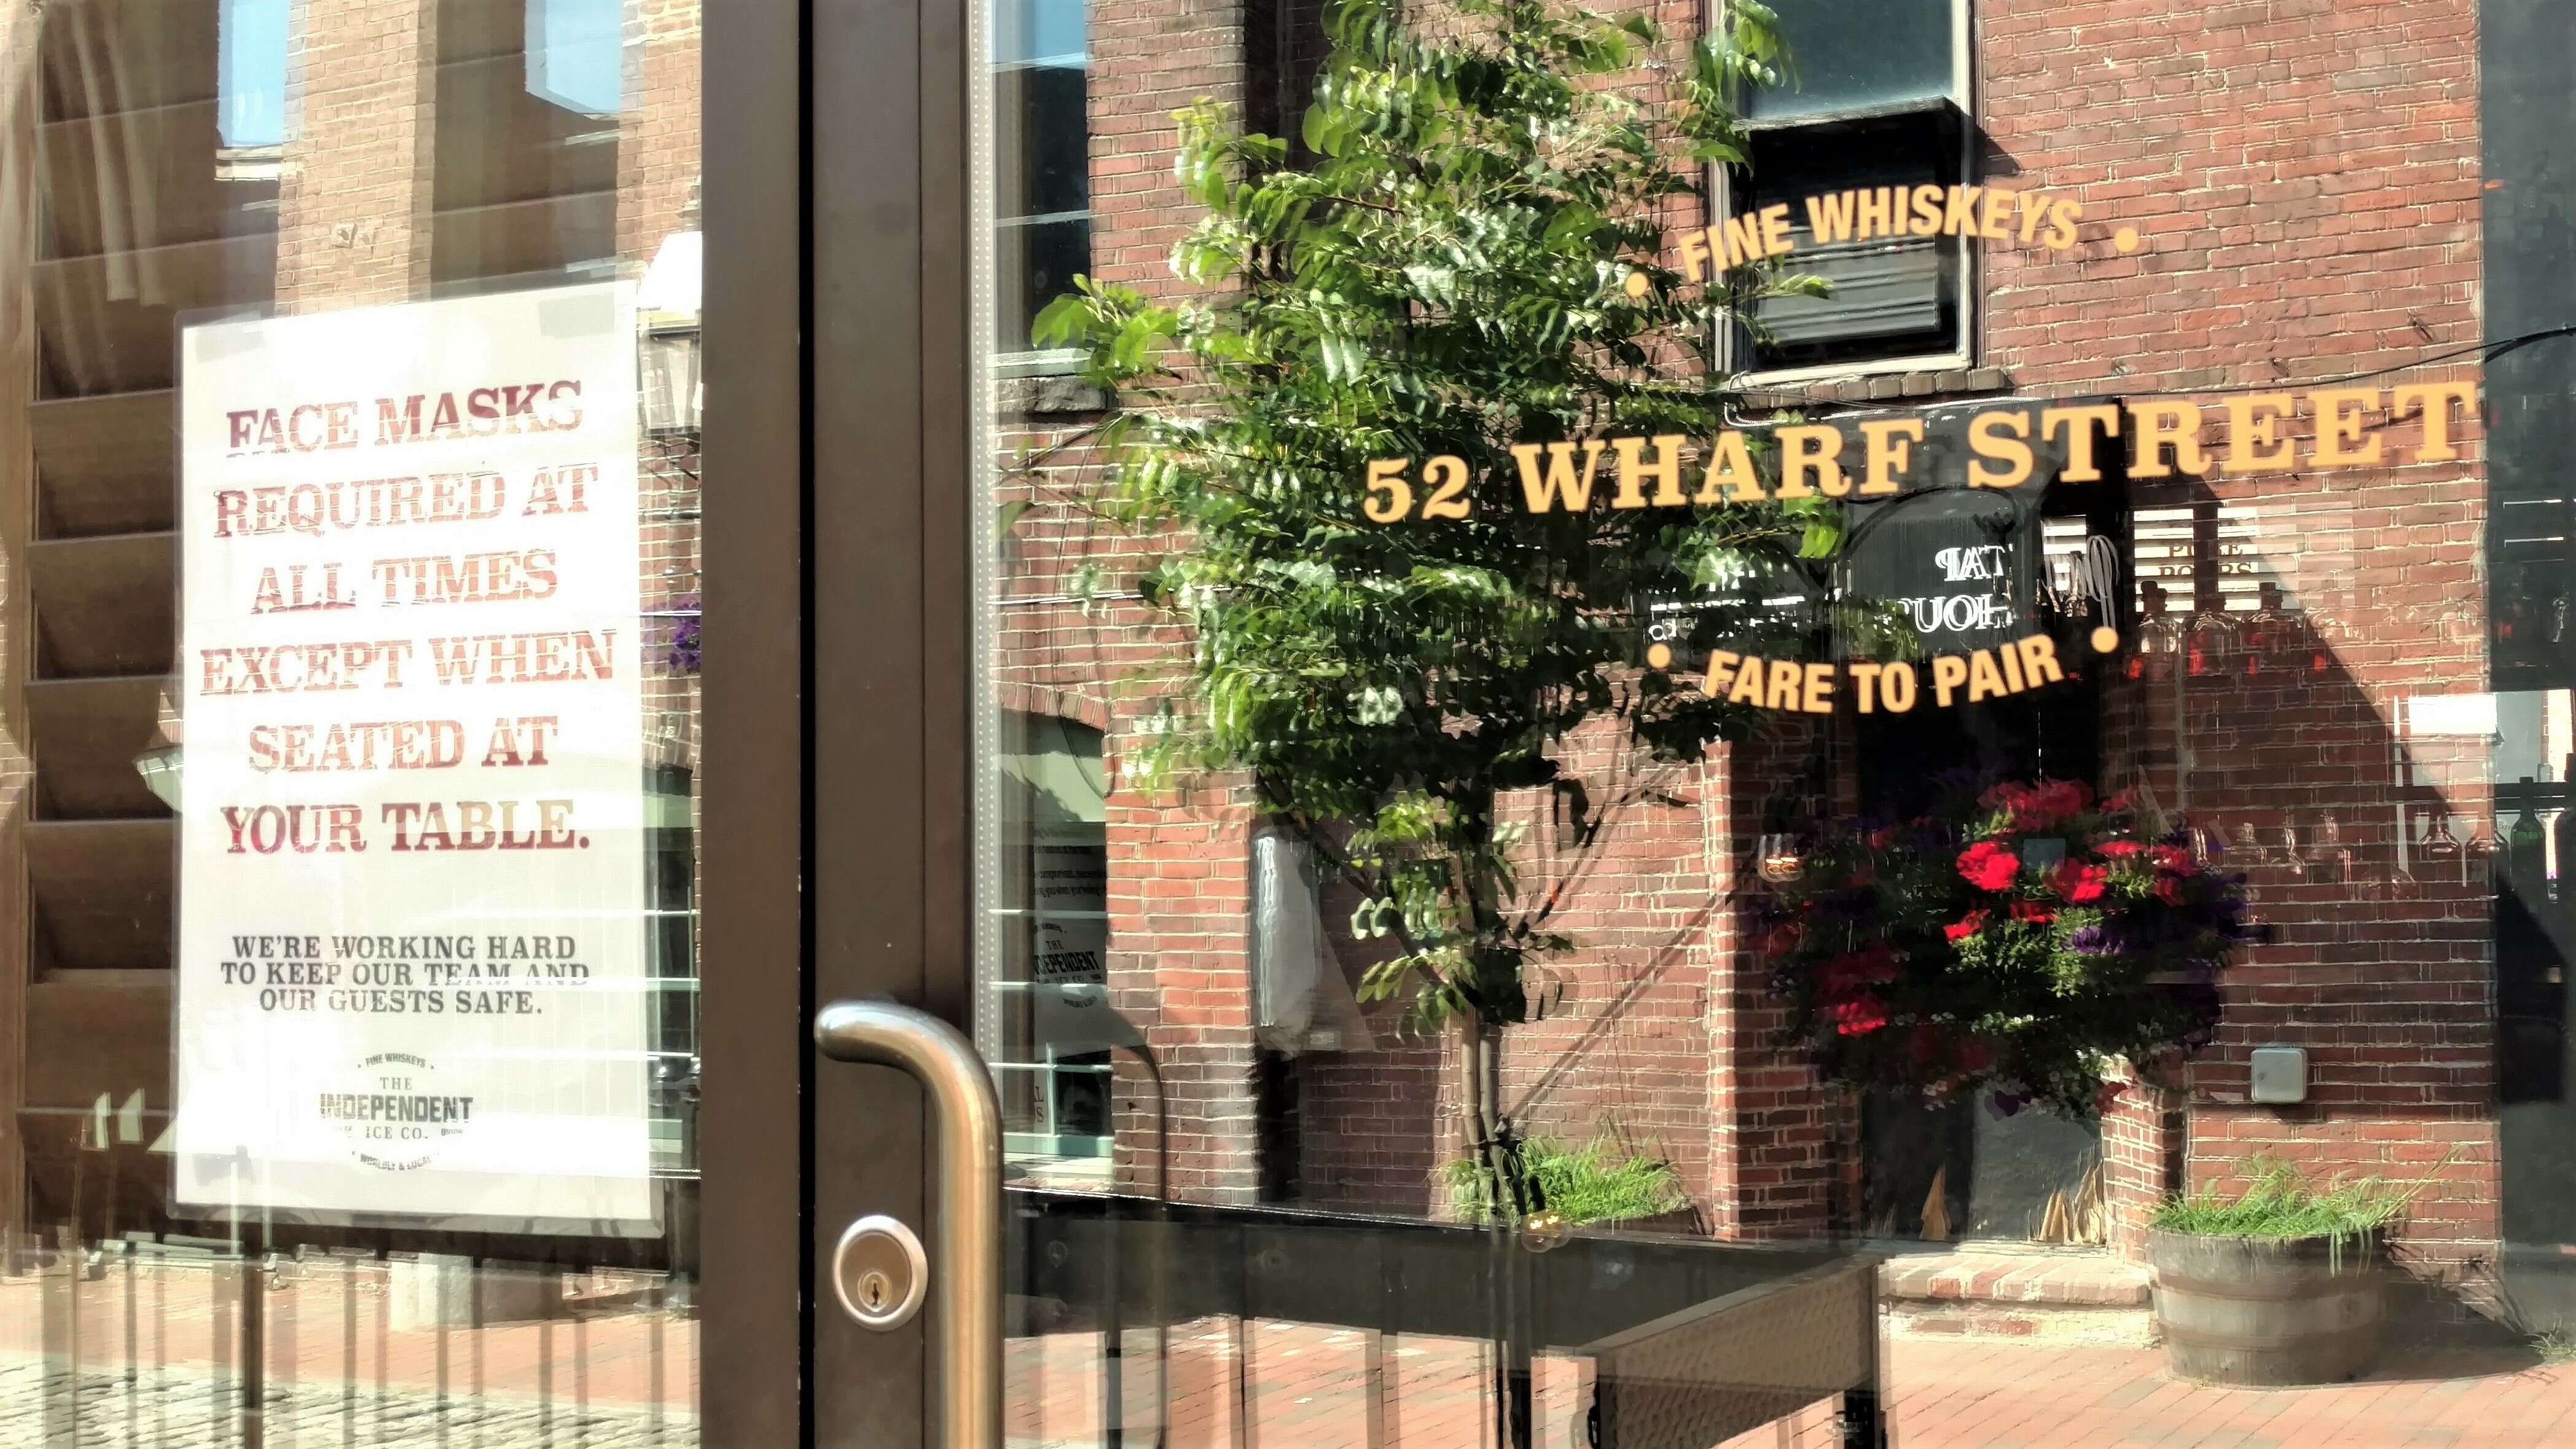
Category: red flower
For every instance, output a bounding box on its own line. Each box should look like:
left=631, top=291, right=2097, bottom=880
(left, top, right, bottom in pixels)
left=1909, top=1025, right=1995, bottom=1077
left=1981, top=779, right=2092, bottom=831
left=2035, top=779, right=2091, bottom=821
left=2010, top=900, right=2057, bottom=925
left=2099, top=839, right=2144, bottom=859
left=2156, top=876, right=2186, bottom=906
left=1957, top=841, right=2021, bottom=892
left=1818, top=942, right=1901, bottom=999
left=2148, top=844, right=2193, bottom=873
left=1827, top=995, right=1890, bottom=1035
left=1943, top=909, right=1989, bottom=943
left=2049, top=859, right=2109, bottom=904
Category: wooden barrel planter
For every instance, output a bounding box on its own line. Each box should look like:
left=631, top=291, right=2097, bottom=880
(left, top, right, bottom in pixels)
left=2148, top=1228, right=2388, bottom=1385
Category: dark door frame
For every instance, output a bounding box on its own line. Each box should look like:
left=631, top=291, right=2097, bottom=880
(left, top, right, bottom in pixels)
left=701, top=0, right=976, bottom=1443
left=696, top=0, right=818, bottom=1443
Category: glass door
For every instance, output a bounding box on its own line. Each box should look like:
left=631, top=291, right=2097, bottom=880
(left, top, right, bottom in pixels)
left=0, top=1, right=808, bottom=1443
left=934, top=0, right=2576, bottom=1445
left=955, top=2, right=1894, bottom=1445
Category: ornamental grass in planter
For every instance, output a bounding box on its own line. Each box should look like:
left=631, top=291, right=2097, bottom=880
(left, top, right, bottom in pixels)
left=2148, top=1161, right=2427, bottom=1386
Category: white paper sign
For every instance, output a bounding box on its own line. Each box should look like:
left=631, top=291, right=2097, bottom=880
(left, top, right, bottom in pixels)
left=174, top=284, right=654, bottom=1224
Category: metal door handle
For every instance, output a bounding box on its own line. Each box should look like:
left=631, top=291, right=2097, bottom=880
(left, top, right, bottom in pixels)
left=816, top=1000, right=1003, bottom=1449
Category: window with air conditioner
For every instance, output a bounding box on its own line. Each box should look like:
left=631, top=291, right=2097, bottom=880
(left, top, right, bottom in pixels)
left=1728, top=0, right=1970, bottom=377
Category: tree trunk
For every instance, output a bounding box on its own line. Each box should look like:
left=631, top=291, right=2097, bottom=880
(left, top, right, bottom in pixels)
left=1465, top=1023, right=1535, bottom=1449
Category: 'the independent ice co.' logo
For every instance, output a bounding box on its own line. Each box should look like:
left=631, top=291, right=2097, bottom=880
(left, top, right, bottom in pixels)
left=318, top=1051, right=474, bottom=1172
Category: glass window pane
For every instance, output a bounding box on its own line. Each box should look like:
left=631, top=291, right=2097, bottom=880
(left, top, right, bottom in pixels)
left=996, top=0, right=1087, bottom=66
left=971, top=0, right=2573, bottom=1441
left=4, top=0, right=706, bottom=1440
left=996, top=64, right=1092, bottom=220
left=1747, top=0, right=1954, bottom=120
left=996, top=215, right=1091, bottom=354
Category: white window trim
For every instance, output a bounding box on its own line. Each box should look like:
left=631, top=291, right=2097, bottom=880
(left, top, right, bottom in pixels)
left=1709, top=0, right=1979, bottom=386
left=998, top=347, right=1088, bottom=379
left=1741, top=348, right=1973, bottom=390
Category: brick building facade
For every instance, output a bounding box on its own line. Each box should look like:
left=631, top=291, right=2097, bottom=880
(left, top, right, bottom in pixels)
left=989, top=0, right=2548, bottom=1305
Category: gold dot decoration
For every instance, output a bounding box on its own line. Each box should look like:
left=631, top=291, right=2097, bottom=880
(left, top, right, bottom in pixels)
left=2114, top=227, right=2142, bottom=254
left=1623, top=269, right=1652, bottom=300
left=2090, top=626, right=2121, bottom=654
left=1646, top=642, right=1674, bottom=670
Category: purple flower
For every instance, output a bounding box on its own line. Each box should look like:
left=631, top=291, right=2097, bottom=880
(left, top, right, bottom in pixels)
left=664, top=595, right=702, bottom=674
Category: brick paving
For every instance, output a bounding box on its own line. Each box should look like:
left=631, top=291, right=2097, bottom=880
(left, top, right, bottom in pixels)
left=998, top=1321, right=2576, bottom=1448
left=1860, top=1338, right=2573, bottom=1449
left=9, top=1266, right=2576, bottom=1447
left=0, top=1263, right=698, bottom=1447
left=1879, top=1251, right=2153, bottom=1308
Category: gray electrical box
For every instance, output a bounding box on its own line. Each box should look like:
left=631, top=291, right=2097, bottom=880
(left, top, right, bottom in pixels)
left=2249, top=1045, right=2308, bottom=1104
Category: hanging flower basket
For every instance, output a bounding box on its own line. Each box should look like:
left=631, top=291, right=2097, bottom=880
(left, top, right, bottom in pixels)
left=1762, top=779, right=2263, bottom=1118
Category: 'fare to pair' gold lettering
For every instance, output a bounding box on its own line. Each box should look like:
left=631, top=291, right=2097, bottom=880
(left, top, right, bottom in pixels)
left=1701, top=635, right=2069, bottom=715
left=1358, top=382, right=2478, bottom=523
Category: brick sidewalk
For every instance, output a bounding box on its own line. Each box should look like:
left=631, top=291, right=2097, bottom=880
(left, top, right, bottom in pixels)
left=1006, top=1324, right=2576, bottom=1448
left=11, top=1266, right=2575, bottom=1447
left=1865, top=1337, right=2576, bottom=1449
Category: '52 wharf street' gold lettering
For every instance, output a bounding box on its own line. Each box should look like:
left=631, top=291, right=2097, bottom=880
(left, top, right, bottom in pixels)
left=1360, top=382, right=2478, bottom=522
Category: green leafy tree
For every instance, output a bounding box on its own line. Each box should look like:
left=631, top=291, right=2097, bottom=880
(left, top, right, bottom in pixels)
left=1036, top=0, right=1825, bottom=1223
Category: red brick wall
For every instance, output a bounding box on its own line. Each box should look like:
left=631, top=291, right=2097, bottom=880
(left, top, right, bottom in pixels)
left=276, top=0, right=440, bottom=307
left=2102, top=1074, right=2186, bottom=1257
left=1981, top=0, right=2492, bottom=1258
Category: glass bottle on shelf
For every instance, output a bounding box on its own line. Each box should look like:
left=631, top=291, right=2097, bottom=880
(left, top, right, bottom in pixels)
left=2510, top=779, right=2548, bottom=897
left=2420, top=810, right=2463, bottom=882
left=2302, top=809, right=2350, bottom=884
left=2186, top=600, right=2235, bottom=678
left=2306, top=586, right=2341, bottom=677
left=2244, top=582, right=2290, bottom=677
left=2276, top=817, right=2307, bottom=878
left=2131, top=580, right=2179, bottom=681
left=2470, top=815, right=2503, bottom=898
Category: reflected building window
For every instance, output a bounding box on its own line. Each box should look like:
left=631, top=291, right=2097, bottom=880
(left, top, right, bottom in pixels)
left=993, top=710, right=1114, bottom=1174
left=526, top=0, right=626, bottom=116
left=1730, top=0, right=1968, bottom=374
left=994, top=0, right=1092, bottom=367
left=217, top=0, right=288, bottom=150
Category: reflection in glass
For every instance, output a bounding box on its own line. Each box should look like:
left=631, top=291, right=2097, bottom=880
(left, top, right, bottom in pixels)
left=4, top=0, right=705, bottom=1440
